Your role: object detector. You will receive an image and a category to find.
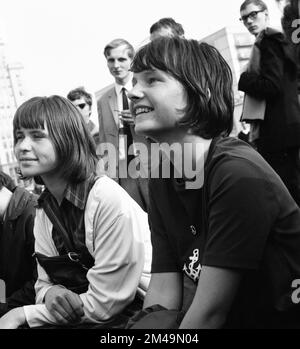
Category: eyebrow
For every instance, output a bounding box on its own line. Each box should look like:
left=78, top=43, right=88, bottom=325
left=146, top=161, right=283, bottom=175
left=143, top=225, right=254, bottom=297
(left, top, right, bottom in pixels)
left=107, top=56, right=128, bottom=61
left=143, top=69, right=157, bottom=74
left=131, top=68, right=156, bottom=76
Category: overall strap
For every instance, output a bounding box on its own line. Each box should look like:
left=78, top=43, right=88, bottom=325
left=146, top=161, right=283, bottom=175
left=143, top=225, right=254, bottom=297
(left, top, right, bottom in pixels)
left=42, top=202, right=75, bottom=253
left=41, top=174, right=100, bottom=254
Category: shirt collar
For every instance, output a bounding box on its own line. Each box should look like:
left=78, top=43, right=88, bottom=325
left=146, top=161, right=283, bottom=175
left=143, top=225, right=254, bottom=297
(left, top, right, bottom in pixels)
left=115, top=79, right=133, bottom=96
left=38, top=176, right=94, bottom=210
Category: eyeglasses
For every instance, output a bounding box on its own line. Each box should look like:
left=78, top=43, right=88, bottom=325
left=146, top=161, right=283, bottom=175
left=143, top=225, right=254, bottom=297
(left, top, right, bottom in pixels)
left=75, top=103, right=87, bottom=109
left=239, top=10, right=264, bottom=23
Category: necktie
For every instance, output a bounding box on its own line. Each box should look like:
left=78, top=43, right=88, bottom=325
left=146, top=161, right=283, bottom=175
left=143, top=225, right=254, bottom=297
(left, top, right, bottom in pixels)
left=122, top=87, right=129, bottom=110
left=121, top=87, right=134, bottom=164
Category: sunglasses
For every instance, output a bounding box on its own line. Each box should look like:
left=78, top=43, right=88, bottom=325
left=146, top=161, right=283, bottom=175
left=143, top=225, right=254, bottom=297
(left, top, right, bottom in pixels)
left=76, top=103, right=87, bottom=110
left=239, top=10, right=264, bottom=23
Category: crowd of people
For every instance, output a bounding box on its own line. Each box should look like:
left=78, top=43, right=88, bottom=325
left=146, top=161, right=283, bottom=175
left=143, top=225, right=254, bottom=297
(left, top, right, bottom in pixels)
left=0, top=0, right=300, bottom=329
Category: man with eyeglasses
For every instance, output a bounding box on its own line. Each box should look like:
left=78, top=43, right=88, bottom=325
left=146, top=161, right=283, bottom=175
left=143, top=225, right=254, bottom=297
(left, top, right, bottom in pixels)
left=67, top=87, right=99, bottom=144
left=238, top=0, right=300, bottom=206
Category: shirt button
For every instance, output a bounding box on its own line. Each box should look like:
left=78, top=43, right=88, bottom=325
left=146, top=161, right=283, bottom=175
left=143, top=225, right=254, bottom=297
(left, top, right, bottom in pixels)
left=190, top=225, right=197, bottom=235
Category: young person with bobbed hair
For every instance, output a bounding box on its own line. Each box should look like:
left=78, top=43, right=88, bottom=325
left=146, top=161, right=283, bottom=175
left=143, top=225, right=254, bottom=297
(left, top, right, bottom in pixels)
left=0, top=95, right=152, bottom=329
left=127, top=36, right=300, bottom=328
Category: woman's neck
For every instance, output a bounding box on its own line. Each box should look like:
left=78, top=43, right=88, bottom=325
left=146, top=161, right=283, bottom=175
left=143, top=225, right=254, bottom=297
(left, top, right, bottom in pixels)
left=161, top=132, right=211, bottom=164
left=159, top=133, right=212, bottom=186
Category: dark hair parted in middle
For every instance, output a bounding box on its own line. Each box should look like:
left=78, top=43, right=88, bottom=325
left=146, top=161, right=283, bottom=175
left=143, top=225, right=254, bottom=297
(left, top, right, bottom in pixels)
left=13, top=95, right=98, bottom=184
left=131, top=37, right=234, bottom=138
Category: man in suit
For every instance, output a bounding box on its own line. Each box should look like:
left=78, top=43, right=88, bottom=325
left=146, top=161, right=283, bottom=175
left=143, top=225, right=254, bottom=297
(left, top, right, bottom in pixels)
left=97, top=39, right=149, bottom=212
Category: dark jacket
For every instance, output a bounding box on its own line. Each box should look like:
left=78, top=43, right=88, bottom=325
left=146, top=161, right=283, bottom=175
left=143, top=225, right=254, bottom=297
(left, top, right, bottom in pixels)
left=0, top=187, right=37, bottom=315
left=238, top=28, right=300, bottom=152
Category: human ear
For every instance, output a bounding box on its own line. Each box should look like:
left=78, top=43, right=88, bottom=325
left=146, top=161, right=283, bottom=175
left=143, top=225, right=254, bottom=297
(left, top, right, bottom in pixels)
left=265, top=10, right=269, bottom=20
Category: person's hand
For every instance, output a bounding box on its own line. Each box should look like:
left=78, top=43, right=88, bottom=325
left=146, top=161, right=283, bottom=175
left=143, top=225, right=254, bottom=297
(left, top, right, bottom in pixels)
left=0, top=307, right=26, bottom=329
left=44, top=285, right=84, bottom=324
left=119, top=110, right=135, bottom=126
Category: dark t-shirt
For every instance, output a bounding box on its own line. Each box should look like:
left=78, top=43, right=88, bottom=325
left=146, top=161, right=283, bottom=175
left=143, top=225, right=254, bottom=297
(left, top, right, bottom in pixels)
left=149, top=137, right=300, bottom=328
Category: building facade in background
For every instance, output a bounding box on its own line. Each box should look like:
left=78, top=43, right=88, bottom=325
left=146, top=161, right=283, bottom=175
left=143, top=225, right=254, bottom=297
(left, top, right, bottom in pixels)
left=201, top=27, right=254, bottom=135
left=0, top=33, right=27, bottom=185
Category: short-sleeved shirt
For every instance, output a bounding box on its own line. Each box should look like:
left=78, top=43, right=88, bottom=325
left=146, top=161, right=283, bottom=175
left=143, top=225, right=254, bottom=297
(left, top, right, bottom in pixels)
left=149, top=137, right=300, bottom=328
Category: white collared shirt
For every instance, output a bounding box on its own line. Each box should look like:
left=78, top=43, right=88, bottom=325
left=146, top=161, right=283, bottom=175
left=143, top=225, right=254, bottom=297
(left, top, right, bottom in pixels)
left=23, top=176, right=152, bottom=327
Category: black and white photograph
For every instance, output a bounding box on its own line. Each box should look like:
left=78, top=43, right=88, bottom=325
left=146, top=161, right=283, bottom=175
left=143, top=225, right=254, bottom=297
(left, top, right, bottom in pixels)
left=0, top=0, right=300, bottom=336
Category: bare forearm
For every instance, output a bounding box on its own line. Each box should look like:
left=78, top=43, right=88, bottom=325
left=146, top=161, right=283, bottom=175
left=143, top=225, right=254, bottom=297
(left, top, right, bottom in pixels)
left=178, top=266, right=241, bottom=329
left=179, top=307, right=226, bottom=329
left=143, top=273, right=182, bottom=310
left=143, top=288, right=180, bottom=310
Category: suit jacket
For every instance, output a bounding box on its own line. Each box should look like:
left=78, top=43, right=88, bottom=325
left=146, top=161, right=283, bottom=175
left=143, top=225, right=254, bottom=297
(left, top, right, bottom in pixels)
left=238, top=28, right=300, bottom=152
left=97, top=85, right=150, bottom=180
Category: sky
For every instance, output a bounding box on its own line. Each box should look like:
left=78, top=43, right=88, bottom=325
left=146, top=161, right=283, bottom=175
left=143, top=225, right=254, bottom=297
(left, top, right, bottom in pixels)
left=0, top=0, right=283, bottom=102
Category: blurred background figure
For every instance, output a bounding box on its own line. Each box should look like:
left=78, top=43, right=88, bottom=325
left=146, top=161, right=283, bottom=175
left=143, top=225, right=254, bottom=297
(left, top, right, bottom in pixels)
left=280, top=0, right=300, bottom=105
left=97, top=39, right=149, bottom=212
left=149, top=17, right=185, bottom=40
left=238, top=0, right=300, bottom=205
left=0, top=171, right=37, bottom=316
left=67, top=87, right=99, bottom=145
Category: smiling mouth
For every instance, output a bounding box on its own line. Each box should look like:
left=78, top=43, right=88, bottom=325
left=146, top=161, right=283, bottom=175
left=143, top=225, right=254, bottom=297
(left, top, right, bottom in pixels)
left=20, top=158, right=37, bottom=162
left=135, top=107, right=154, bottom=117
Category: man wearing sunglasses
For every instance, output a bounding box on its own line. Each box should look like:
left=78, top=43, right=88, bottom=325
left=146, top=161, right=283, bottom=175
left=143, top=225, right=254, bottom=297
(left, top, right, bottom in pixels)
left=67, top=87, right=99, bottom=144
left=238, top=0, right=300, bottom=206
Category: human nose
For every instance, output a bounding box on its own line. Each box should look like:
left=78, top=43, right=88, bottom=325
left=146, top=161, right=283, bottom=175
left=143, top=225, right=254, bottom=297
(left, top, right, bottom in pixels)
left=244, top=15, right=254, bottom=25
left=113, top=60, right=120, bottom=68
left=128, top=84, right=144, bottom=102
left=17, top=136, right=32, bottom=152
